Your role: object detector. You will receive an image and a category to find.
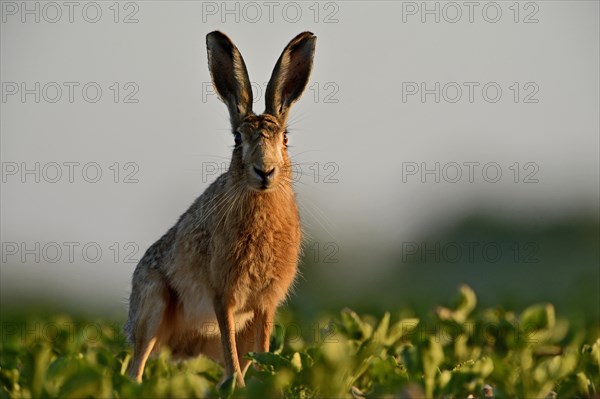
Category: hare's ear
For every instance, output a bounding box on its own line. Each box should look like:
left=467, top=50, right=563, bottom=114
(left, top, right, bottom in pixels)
left=206, top=31, right=253, bottom=128
left=265, top=32, right=316, bottom=123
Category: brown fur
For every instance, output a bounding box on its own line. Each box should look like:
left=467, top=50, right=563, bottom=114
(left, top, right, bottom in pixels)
left=125, top=31, right=316, bottom=387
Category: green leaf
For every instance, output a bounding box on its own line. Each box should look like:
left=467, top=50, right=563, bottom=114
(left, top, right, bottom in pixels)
left=589, top=338, right=600, bottom=365
left=422, top=337, right=444, bottom=398
left=290, top=352, right=302, bottom=372
left=388, top=318, right=420, bottom=345
left=340, top=309, right=372, bottom=340
left=521, top=303, right=556, bottom=331
left=299, top=352, right=314, bottom=369
left=218, top=374, right=236, bottom=399
left=58, top=366, right=111, bottom=399
left=217, top=374, right=236, bottom=399
left=455, top=285, right=477, bottom=322
left=271, top=324, right=285, bottom=355
left=247, top=352, right=291, bottom=369
left=373, top=313, right=390, bottom=344
left=576, top=371, right=590, bottom=396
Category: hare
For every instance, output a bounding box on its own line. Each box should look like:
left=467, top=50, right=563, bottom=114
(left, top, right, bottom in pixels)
left=124, top=31, right=316, bottom=387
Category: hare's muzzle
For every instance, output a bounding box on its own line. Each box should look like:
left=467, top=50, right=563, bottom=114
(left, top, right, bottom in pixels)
left=252, top=164, right=277, bottom=190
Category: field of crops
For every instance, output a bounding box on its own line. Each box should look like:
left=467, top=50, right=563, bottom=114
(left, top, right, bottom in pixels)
left=1, top=286, right=598, bottom=398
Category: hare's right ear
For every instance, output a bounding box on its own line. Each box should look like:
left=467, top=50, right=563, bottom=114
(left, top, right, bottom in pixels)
left=265, top=32, right=316, bottom=124
left=206, top=31, right=253, bottom=129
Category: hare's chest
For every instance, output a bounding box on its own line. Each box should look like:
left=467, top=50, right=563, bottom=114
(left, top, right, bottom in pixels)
left=223, top=220, right=300, bottom=297
left=234, top=226, right=299, bottom=277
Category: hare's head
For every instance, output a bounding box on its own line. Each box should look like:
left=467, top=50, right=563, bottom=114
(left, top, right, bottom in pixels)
left=207, top=31, right=316, bottom=192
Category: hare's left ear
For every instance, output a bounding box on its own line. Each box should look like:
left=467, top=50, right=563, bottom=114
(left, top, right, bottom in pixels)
left=265, top=32, right=316, bottom=124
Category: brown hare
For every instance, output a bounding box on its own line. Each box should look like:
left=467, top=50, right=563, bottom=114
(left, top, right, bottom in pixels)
left=124, top=31, right=316, bottom=387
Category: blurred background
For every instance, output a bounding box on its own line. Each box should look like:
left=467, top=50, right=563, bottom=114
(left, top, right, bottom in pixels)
left=1, top=1, right=598, bottom=329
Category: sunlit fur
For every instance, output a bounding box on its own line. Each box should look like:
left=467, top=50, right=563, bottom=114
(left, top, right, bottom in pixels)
left=125, top=31, right=315, bottom=388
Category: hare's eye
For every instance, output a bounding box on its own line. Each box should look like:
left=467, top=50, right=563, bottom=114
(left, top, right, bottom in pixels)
left=234, top=132, right=242, bottom=146
left=283, top=133, right=288, bottom=146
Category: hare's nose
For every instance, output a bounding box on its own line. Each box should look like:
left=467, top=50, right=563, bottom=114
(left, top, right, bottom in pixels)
left=253, top=165, right=275, bottom=185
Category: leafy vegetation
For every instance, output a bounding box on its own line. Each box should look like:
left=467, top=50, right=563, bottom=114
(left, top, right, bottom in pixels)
left=1, top=286, right=598, bottom=398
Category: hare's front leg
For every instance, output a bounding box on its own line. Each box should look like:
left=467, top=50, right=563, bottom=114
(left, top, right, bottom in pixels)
left=214, top=299, right=245, bottom=387
left=254, top=308, right=275, bottom=353
left=234, top=309, right=275, bottom=377
left=235, top=317, right=255, bottom=378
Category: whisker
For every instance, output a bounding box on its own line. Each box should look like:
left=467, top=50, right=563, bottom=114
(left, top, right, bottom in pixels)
left=198, top=180, right=241, bottom=226
left=211, top=182, right=244, bottom=240
left=302, top=195, right=335, bottom=238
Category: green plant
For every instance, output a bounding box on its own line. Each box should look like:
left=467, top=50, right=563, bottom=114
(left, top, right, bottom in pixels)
left=1, top=286, right=598, bottom=398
